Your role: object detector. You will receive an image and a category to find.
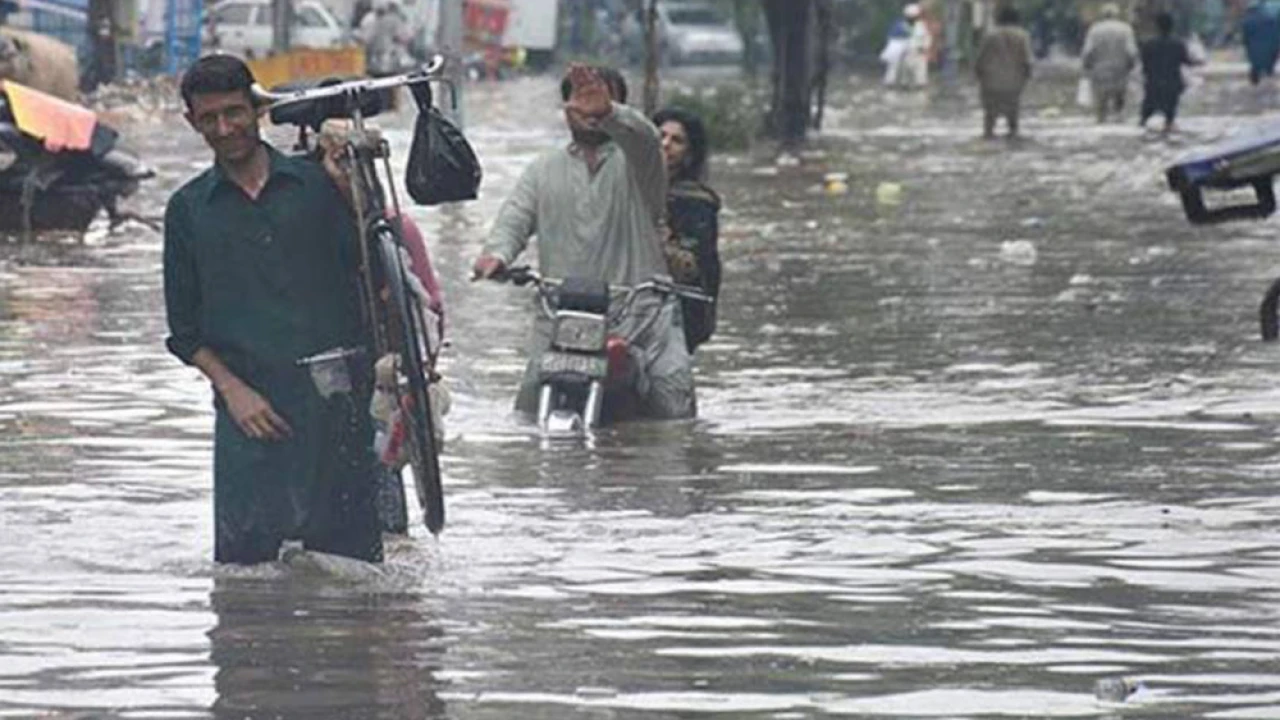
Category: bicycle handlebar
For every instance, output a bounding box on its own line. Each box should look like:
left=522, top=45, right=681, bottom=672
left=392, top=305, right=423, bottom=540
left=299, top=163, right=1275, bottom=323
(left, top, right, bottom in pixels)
left=252, top=56, right=449, bottom=129
left=253, top=55, right=446, bottom=109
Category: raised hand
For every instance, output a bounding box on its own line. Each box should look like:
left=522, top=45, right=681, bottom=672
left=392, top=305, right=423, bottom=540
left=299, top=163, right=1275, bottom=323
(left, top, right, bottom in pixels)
left=564, top=64, right=613, bottom=126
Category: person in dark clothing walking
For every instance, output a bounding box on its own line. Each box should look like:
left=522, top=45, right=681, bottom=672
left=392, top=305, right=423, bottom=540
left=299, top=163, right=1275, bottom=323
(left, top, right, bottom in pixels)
left=1139, top=12, right=1200, bottom=134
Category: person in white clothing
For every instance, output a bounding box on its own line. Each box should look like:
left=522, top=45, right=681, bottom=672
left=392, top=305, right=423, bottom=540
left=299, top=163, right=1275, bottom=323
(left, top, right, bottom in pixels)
left=901, top=4, right=933, bottom=89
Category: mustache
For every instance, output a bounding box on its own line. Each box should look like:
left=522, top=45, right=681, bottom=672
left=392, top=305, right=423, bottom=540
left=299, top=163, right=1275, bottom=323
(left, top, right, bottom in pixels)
left=572, top=129, right=609, bottom=146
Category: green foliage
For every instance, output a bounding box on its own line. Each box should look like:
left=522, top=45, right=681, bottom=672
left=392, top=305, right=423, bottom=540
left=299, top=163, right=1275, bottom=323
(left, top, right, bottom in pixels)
left=662, top=83, right=764, bottom=152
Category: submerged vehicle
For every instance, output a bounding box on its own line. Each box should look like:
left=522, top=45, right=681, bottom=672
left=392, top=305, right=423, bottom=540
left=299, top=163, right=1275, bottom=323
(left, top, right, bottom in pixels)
left=498, top=267, right=710, bottom=436
left=1166, top=120, right=1280, bottom=226
left=0, top=79, right=152, bottom=235
left=1167, top=120, right=1280, bottom=339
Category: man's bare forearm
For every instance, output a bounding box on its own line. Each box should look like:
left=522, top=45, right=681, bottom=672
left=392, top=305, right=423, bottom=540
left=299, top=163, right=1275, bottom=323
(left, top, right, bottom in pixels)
left=192, top=347, right=245, bottom=395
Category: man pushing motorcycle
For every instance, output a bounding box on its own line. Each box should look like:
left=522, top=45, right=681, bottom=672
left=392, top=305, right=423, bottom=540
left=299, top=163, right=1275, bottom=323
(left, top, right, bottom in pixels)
left=472, top=64, right=696, bottom=421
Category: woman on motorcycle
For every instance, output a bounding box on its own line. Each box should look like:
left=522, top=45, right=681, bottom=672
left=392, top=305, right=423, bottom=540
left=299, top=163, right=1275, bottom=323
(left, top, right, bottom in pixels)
left=653, top=107, right=721, bottom=353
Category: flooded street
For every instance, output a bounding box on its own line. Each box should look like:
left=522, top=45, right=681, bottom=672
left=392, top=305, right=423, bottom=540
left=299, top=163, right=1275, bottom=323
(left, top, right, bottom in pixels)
left=6, top=70, right=1280, bottom=718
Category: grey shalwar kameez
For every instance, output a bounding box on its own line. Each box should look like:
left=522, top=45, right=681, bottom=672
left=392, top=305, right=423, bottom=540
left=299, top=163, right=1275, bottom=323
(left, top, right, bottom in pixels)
left=484, top=102, right=695, bottom=419
left=1082, top=18, right=1139, bottom=120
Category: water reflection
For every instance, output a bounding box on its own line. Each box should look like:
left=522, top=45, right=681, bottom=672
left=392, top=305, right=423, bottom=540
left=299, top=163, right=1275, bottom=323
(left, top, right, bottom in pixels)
left=209, top=577, right=446, bottom=720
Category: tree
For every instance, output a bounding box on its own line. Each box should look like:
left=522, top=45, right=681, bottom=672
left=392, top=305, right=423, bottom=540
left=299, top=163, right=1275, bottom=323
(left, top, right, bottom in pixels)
left=723, top=0, right=763, bottom=74
left=762, top=0, right=831, bottom=146
left=270, top=0, right=293, bottom=53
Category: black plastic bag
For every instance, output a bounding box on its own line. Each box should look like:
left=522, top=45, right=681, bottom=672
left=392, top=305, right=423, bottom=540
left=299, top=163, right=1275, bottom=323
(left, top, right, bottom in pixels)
left=405, top=82, right=481, bottom=206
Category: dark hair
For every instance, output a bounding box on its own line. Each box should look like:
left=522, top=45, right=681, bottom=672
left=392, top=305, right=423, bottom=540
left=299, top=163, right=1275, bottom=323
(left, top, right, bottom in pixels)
left=997, top=6, right=1020, bottom=25
left=652, top=106, right=709, bottom=182
left=560, top=66, right=628, bottom=105
left=1156, top=11, right=1174, bottom=35
left=180, top=54, right=256, bottom=109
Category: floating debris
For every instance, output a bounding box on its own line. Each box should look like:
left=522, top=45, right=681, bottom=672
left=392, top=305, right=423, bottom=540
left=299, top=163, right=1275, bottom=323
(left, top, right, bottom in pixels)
left=824, top=172, right=849, bottom=196
left=875, top=181, right=903, bottom=206
left=1094, top=676, right=1143, bottom=703
left=999, top=239, right=1038, bottom=266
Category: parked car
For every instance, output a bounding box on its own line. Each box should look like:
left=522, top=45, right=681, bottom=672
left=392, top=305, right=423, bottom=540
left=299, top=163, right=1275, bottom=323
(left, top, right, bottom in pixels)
left=203, top=0, right=348, bottom=59
left=623, top=1, right=745, bottom=66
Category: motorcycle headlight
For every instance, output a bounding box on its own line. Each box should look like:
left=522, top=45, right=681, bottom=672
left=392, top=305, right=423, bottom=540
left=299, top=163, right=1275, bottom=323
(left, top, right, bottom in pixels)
left=552, top=311, right=607, bottom=353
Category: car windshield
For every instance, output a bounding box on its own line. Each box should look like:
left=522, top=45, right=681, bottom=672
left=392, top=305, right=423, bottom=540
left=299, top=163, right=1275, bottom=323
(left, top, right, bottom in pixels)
left=668, top=8, right=723, bottom=26
left=214, top=3, right=252, bottom=24
left=295, top=5, right=326, bottom=27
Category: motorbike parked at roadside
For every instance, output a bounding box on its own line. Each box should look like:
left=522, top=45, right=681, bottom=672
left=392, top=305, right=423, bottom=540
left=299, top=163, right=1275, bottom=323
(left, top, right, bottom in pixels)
left=0, top=80, right=152, bottom=237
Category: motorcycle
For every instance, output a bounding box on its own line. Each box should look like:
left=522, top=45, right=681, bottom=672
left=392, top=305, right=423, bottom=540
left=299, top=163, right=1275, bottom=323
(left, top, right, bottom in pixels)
left=497, top=266, right=711, bottom=436
left=0, top=80, right=152, bottom=236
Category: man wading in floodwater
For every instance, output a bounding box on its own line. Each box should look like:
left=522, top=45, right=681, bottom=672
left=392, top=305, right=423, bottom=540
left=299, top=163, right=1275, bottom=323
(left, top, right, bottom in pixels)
left=162, top=55, right=383, bottom=564
left=472, top=65, right=697, bottom=421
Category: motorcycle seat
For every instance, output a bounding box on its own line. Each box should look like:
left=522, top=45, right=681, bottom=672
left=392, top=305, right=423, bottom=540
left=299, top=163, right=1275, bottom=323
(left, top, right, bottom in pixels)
left=98, top=147, right=153, bottom=180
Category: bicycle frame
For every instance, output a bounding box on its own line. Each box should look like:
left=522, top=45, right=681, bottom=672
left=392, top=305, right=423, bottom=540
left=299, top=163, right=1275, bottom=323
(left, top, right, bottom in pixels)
left=255, top=57, right=451, bottom=345
left=254, top=60, right=452, bottom=533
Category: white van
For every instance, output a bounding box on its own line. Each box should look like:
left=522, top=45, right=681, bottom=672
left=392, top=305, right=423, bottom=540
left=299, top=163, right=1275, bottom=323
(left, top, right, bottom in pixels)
left=203, top=0, right=349, bottom=58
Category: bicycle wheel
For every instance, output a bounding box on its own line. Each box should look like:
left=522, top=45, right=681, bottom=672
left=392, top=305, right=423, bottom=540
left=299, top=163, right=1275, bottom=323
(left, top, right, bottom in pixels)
left=376, top=225, right=445, bottom=534
left=1261, top=275, right=1280, bottom=342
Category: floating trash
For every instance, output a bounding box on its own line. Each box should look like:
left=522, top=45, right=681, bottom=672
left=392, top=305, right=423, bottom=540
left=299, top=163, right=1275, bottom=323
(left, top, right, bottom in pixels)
left=999, top=239, right=1038, bottom=266
left=876, top=181, right=903, bottom=206
left=1094, top=676, right=1142, bottom=703
left=824, top=172, right=849, bottom=196
left=776, top=152, right=801, bottom=168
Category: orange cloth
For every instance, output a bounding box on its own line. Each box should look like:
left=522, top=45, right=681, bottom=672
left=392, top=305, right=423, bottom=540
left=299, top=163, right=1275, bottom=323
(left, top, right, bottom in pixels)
left=2, top=79, right=97, bottom=152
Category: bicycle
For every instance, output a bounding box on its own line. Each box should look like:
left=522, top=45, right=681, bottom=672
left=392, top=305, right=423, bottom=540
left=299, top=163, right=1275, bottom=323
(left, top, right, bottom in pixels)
left=254, top=58, right=450, bottom=534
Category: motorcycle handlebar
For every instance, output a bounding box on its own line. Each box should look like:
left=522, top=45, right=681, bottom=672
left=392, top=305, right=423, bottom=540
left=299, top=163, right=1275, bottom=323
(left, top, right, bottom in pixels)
left=493, top=265, right=540, bottom=287
left=492, top=267, right=712, bottom=304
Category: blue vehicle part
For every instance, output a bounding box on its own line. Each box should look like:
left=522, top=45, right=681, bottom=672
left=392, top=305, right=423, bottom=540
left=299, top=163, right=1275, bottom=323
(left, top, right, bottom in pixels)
left=1166, top=120, right=1280, bottom=225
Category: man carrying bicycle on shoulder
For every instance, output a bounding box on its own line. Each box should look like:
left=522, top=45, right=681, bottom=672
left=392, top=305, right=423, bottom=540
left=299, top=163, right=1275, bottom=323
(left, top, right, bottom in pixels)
left=473, top=64, right=697, bottom=422
left=163, top=55, right=383, bottom=565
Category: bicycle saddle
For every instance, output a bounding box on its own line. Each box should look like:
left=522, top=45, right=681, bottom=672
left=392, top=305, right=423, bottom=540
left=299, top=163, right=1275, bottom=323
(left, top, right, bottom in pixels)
left=267, top=76, right=387, bottom=130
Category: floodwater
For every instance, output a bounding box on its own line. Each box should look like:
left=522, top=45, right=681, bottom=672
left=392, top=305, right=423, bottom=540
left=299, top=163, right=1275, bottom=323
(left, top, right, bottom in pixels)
left=4, top=69, right=1280, bottom=719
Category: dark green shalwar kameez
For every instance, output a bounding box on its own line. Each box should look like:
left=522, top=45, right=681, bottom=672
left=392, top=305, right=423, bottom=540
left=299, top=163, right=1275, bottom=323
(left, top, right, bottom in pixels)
left=163, top=145, right=381, bottom=565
